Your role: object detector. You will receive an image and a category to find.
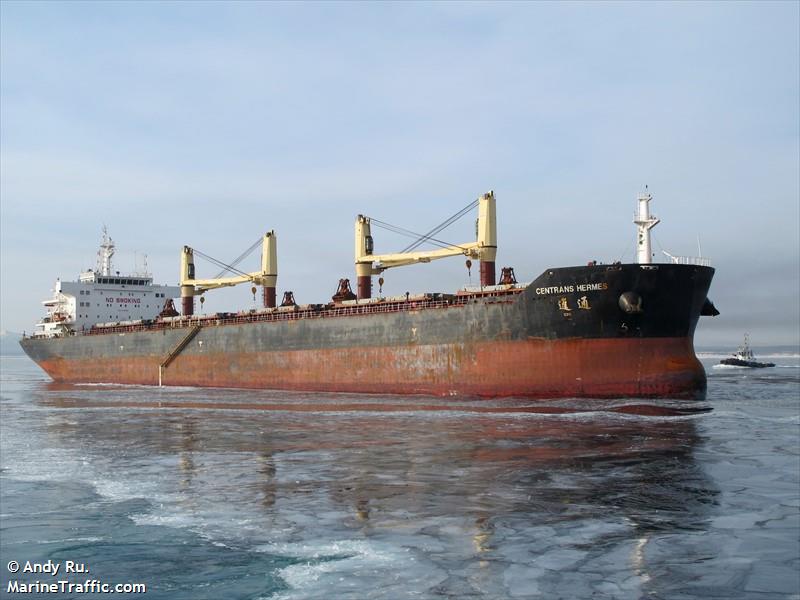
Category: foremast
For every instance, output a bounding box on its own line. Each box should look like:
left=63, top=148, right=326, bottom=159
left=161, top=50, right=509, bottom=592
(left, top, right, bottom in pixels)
left=634, top=191, right=660, bottom=264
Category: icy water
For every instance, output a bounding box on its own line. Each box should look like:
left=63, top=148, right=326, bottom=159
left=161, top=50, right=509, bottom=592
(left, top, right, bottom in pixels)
left=1, top=352, right=798, bottom=600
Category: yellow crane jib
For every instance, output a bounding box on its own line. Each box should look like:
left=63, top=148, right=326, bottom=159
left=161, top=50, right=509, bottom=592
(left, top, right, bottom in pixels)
left=354, top=191, right=497, bottom=300
left=180, top=231, right=277, bottom=316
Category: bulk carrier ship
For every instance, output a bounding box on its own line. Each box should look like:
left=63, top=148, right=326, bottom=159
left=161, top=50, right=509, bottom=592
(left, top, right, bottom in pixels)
left=20, top=191, right=718, bottom=399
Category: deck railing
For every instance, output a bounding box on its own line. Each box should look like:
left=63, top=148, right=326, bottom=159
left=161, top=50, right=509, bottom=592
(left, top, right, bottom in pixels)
left=665, top=256, right=712, bottom=267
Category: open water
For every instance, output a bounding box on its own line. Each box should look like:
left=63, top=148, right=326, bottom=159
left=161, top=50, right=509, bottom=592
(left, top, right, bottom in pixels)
left=1, top=350, right=798, bottom=599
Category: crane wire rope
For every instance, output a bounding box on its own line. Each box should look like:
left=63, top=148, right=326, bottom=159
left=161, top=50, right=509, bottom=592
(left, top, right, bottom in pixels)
left=401, top=198, right=478, bottom=253
left=368, top=219, right=467, bottom=251
left=367, top=198, right=479, bottom=253
left=192, top=248, right=252, bottom=279
left=212, top=236, right=263, bottom=279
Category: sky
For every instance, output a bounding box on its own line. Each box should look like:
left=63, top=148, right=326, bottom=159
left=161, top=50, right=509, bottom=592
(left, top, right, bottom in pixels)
left=1, top=1, right=798, bottom=347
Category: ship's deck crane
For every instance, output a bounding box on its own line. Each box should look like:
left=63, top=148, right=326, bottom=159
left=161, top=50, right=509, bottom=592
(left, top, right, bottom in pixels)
left=354, top=191, right=497, bottom=300
left=180, top=231, right=277, bottom=315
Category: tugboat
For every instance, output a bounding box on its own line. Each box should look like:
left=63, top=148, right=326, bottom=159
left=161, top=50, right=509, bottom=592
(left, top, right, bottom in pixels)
left=720, top=334, right=775, bottom=368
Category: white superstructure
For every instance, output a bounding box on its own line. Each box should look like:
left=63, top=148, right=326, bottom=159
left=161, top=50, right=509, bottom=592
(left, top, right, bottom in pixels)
left=33, top=228, right=181, bottom=338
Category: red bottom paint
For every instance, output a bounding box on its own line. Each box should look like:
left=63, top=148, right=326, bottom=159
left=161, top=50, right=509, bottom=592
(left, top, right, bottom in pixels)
left=36, top=336, right=706, bottom=399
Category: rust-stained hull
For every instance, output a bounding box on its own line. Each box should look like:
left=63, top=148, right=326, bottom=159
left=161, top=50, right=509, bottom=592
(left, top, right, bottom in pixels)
left=21, top=263, right=716, bottom=400
left=31, top=337, right=705, bottom=398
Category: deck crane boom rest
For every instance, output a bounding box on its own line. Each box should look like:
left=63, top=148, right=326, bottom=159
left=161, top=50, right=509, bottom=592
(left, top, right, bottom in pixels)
left=354, top=191, right=497, bottom=300
left=180, top=231, right=277, bottom=316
